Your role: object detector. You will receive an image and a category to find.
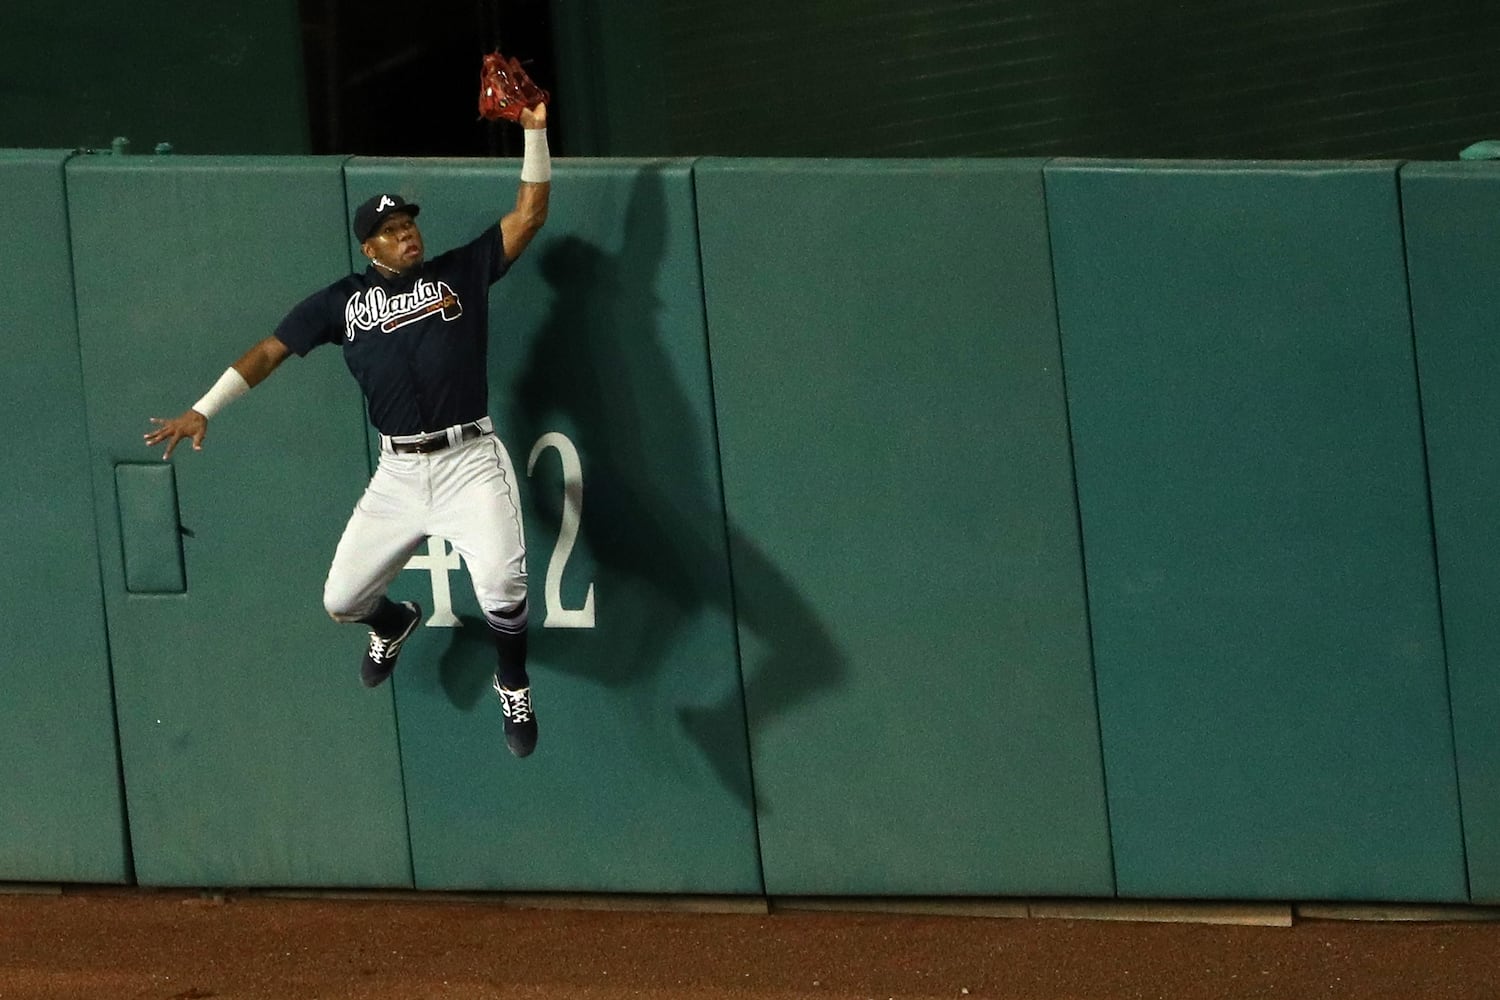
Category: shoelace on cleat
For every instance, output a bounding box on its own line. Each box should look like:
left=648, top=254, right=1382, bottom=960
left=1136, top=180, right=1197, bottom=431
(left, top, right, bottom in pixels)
left=493, top=683, right=533, bottom=723
left=368, top=632, right=391, bottom=662
left=368, top=629, right=409, bottom=664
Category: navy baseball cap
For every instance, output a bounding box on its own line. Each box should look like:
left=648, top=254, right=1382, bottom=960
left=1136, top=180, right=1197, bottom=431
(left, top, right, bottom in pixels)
left=353, top=193, right=421, bottom=242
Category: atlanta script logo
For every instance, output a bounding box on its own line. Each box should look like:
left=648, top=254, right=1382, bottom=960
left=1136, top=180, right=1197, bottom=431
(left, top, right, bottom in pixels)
left=344, top=278, right=463, bottom=338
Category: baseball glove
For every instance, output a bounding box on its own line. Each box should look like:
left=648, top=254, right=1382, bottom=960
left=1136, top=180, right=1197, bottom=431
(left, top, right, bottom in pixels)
left=479, top=51, right=550, bottom=122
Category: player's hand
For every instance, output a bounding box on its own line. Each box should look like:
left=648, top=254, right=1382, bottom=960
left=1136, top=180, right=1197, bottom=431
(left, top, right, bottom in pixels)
left=144, top=409, right=208, bottom=460
left=519, top=102, right=547, bottom=130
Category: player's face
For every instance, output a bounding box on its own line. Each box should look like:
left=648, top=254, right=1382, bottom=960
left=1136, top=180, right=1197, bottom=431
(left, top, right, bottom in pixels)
left=364, top=212, right=425, bottom=273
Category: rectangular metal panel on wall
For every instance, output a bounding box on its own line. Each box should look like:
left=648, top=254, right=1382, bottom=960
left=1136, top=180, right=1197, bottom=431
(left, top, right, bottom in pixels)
left=342, top=158, right=760, bottom=893
left=0, top=149, right=127, bottom=883
left=1046, top=161, right=1464, bottom=901
left=115, top=464, right=187, bottom=594
left=1401, top=162, right=1500, bottom=902
left=695, top=159, right=1113, bottom=896
left=68, top=154, right=411, bottom=887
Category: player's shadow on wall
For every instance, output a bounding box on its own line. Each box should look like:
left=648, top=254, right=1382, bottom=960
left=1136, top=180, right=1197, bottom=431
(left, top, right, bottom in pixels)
left=435, top=615, right=496, bottom=711
left=503, top=167, right=846, bottom=809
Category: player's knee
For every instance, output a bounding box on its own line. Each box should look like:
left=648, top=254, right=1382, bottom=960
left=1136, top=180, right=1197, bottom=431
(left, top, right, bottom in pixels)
left=473, top=570, right=526, bottom=614
left=325, top=602, right=368, bottom=624
left=323, top=583, right=373, bottom=623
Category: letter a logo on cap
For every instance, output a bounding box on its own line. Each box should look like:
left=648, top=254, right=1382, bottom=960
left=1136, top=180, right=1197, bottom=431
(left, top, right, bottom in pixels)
left=377, top=195, right=397, bottom=211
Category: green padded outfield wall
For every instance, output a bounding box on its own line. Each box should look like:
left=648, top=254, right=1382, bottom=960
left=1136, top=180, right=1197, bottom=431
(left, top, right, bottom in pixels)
left=1400, top=162, right=1500, bottom=902
left=67, top=155, right=412, bottom=887
left=694, top=159, right=1113, bottom=896
left=1045, top=161, right=1465, bottom=900
left=341, top=158, right=761, bottom=893
left=0, top=150, right=128, bottom=883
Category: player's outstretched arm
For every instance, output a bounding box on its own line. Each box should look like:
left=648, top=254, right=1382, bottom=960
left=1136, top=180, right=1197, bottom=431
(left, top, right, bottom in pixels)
left=144, top=335, right=292, bottom=459
left=499, top=103, right=550, bottom=264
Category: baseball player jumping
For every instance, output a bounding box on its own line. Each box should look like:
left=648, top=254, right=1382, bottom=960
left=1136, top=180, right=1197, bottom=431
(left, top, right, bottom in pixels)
left=144, top=85, right=550, bottom=759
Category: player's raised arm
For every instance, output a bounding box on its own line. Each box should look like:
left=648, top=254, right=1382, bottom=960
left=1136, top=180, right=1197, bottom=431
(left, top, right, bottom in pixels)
left=143, top=334, right=292, bottom=459
left=478, top=53, right=551, bottom=264
left=498, top=103, right=550, bottom=263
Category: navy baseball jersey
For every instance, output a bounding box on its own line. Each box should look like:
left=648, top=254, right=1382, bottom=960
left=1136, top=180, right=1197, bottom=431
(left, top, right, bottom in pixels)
left=274, top=226, right=511, bottom=436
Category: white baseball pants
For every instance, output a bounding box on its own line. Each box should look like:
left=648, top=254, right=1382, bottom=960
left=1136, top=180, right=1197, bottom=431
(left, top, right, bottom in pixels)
left=323, top=428, right=527, bottom=622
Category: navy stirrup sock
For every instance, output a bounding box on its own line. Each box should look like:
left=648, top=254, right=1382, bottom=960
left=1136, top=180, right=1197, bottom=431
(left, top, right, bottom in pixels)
left=485, top=599, right=530, bottom=690
left=358, top=596, right=410, bottom=638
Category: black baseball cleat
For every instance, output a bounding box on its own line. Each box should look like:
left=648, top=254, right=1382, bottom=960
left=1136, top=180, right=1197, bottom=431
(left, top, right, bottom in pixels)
left=492, top=679, right=538, bottom=758
left=360, top=601, right=421, bottom=688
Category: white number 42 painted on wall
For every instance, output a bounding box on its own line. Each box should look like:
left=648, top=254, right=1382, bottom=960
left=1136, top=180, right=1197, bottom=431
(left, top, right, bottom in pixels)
left=401, top=431, right=596, bottom=630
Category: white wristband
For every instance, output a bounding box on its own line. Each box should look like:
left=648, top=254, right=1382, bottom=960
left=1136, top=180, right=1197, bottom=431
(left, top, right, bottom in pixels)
left=192, top=367, right=250, bottom=420
left=520, top=128, right=551, bottom=184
